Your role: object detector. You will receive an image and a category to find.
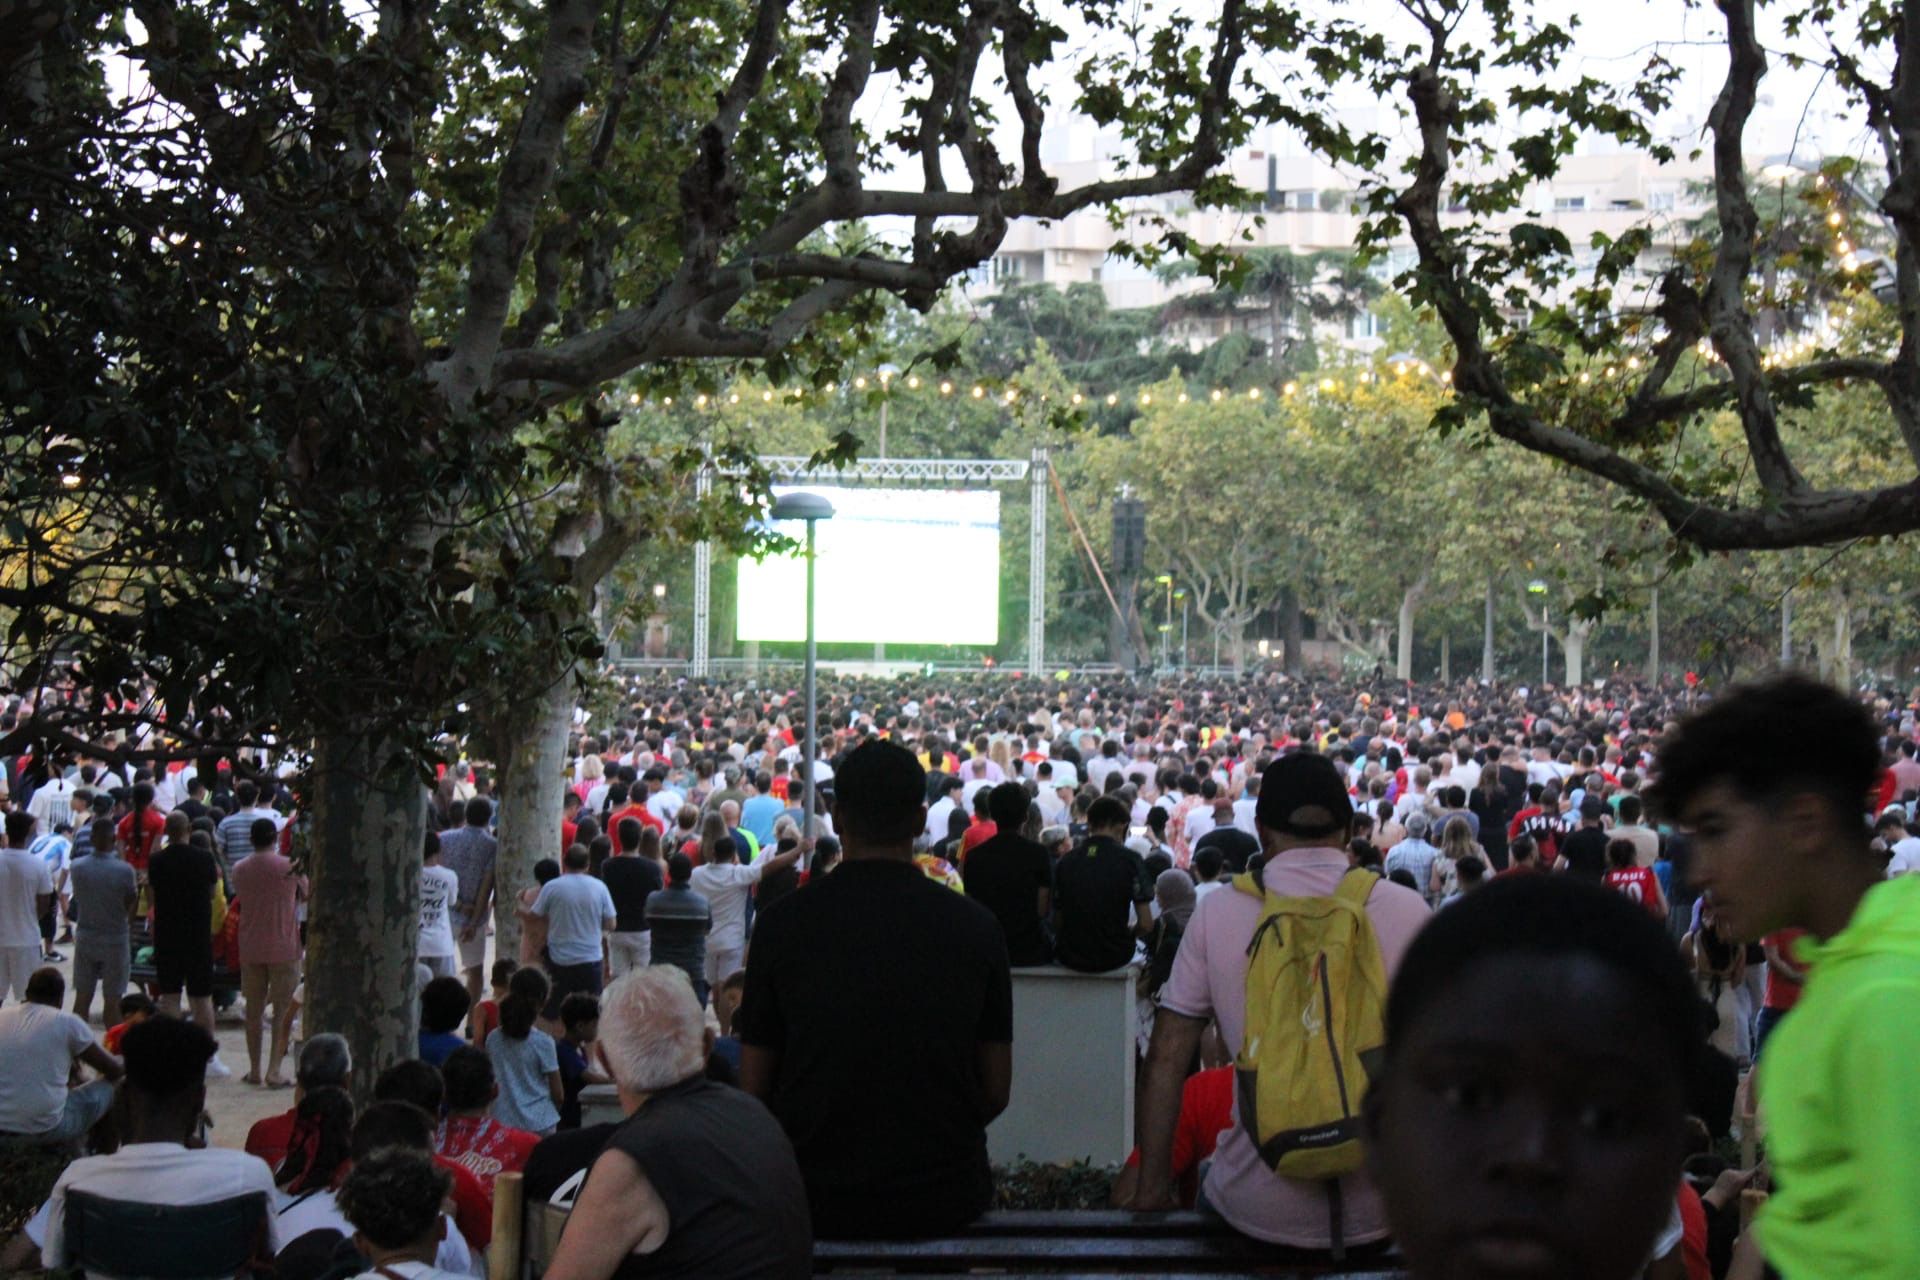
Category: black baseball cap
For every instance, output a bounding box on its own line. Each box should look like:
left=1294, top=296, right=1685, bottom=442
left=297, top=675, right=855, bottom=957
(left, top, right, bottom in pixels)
left=1255, top=753, right=1354, bottom=839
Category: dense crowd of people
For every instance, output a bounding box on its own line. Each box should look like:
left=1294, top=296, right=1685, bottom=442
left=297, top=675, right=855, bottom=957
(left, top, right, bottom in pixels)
left=0, top=667, right=1915, bottom=1278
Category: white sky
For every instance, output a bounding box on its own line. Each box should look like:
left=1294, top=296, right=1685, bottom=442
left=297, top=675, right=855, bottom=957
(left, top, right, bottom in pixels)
left=852, top=0, right=1886, bottom=188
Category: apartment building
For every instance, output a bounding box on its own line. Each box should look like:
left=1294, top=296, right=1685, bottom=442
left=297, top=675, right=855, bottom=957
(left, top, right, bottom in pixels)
left=959, top=138, right=1715, bottom=354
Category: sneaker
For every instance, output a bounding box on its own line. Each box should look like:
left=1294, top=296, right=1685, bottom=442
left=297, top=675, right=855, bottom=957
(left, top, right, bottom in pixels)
left=205, top=1053, right=234, bottom=1081
left=42, top=950, right=65, bottom=962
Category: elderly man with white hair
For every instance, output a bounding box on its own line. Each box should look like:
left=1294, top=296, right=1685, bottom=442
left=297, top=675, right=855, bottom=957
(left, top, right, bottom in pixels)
left=541, top=967, right=811, bottom=1280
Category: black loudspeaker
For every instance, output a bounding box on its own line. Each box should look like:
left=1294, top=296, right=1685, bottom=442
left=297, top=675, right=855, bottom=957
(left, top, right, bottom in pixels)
left=1112, top=498, right=1146, bottom=578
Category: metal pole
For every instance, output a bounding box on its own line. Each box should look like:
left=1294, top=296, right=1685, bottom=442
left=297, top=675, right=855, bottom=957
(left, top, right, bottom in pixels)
left=1649, top=585, right=1660, bottom=683
left=1029, top=447, right=1047, bottom=674
left=1482, top=575, right=1495, bottom=683
left=1181, top=597, right=1189, bottom=670
left=803, top=517, right=819, bottom=841
left=1780, top=590, right=1792, bottom=667
left=691, top=456, right=713, bottom=676
left=878, top=397, right=888, bottom=460
left=1541, top=607, right=1550, bottom=687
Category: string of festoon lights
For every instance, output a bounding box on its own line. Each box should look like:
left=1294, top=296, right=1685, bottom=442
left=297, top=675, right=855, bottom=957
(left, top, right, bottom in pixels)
left=611, top=172, right=1879, bottom=415
left=614, top=358, right=1464, bottom=415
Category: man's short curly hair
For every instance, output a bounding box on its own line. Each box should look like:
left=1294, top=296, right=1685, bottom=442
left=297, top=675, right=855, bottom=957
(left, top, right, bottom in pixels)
left=335, top=1146, right=451, bottom=1249
left=1647, top=674, right=1879, bottom=830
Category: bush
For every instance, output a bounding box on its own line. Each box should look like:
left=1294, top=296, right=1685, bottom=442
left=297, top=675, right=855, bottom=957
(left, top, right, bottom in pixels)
left=992, top=1159, right=1117, bottom=1210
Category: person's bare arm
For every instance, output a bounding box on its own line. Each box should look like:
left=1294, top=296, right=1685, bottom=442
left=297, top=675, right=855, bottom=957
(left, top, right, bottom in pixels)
left=460, top=868, right=495, bottom=942
left=0, top=1231, right=37, bottom=1273
left=1035, top=887, right=1051, bottom=921
left=1132, top=901, right=1154, bottom=938
left=546, top=1068, right=564, bottom=1109
left=739, top=1044, right=778, bottom=1101
left=1727, top=1231, right=1769, bottom=1280
left=977, top=1042, right=1012, bottom=1123
left=1764, top=941, right=1806, bottom=984
left=1647, top=1245, right=1687, bottom=1280
left=542, top=1148, right=670, bottom=1280
left=1119, top=1008, right=1207, bottom=1211
left=78, top=1043, right=123, bottom=1083
left=763, top=843, right=804, bottom=874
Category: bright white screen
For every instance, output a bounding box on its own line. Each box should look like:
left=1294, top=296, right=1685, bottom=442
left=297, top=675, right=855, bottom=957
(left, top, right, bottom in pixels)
left=735, top=487, right=1001, bottom=645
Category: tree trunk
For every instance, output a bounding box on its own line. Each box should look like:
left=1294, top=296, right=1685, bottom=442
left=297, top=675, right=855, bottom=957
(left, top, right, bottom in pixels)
left=1395, top=576, right=1428, bottom=681
left=1482, top=575, right=1496, bottom=683
left=1281, top=585, right=1305, bottom=677
left=1564, top=618, right=1593, bottom=686
left=1829, top=587, right=1853, bottom=687
left=304, top=733, right=427, bottom=1098
left=491, top=667, right=576, bottom=962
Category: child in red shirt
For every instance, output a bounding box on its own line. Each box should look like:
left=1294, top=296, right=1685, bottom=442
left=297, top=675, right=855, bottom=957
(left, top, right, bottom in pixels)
left=103, top=992, right=155, bottom=1054
left=1604, top=837, right=1667, bottom=919
left=469, top=958, right=515, bottom=1044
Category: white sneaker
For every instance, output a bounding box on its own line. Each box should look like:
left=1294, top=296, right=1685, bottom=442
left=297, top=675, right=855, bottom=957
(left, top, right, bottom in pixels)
left=205, top=1053, right=234, bottom=1080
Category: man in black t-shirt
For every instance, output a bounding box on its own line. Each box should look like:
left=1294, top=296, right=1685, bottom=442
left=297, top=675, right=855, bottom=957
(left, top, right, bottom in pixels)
left=147, top=811, right=220, bottom=1034
left=1557, top=793, right=1613, bottom=881
left=1052, top=796, right=1153, bottom=973
left=601, top=820, right=662, bottom=978
left=737, top=739, right=1013, bottom=1240
left=537, top=966, right=811, bottom=1278
left=963, top=782, right=1054, bottom=966
left=1191, top=793, right=1259, bottom=873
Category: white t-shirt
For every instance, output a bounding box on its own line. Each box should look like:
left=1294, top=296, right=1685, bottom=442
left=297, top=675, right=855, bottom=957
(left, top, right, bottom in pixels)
left=30, top=1143, right=281, bottom=1265
left=530, top=874, right=618, bottom=967
left=1182, top=807, right=1218, bottom=847
left=646, top=789, right=685, bottom=829
left=0, top=1002, right=95, bottom=1135
left=0, top=846, right=54, bottom=948
left=689, top=862, right=763, bottom=952
left=1231, top=798, right=1259, bottom=837
left=1887, top=835, right=1920, bottom=876
left=275, top=1188, right=475, bottom=1276
left=419, top=864, right=460, bottom=960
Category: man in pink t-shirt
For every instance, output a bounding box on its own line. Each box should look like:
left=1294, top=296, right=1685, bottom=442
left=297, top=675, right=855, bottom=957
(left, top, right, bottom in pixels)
left=1123, top=753, right=1430, bottom=1254
left=229, top=818, right=306, bottom=1086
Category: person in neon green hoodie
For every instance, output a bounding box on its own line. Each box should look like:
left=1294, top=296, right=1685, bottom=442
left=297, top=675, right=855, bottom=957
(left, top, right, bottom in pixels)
left=1650, top=673, right=1920, bottom=1280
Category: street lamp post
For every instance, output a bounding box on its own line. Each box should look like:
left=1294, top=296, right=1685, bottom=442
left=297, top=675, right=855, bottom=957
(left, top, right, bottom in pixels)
left=877, top=363, right=899, bottom=458
left=1176, top=590, right=1188, bottom=671
left=771, top=492, right=835, bottom=838
left=1527, top=579, right=1550, bottom=686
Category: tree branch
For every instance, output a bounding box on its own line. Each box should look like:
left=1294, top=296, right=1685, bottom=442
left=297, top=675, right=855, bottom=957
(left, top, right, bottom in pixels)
left=1701, top=0, right=1803, bottom=497
left=1878, top=1, right=1920, bottom=466
left=436, top=0, right=599, bottom=409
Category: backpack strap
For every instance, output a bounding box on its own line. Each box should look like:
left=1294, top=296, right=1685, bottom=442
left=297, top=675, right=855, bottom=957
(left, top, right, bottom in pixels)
left=1333, top=867, right=1379, bottom=909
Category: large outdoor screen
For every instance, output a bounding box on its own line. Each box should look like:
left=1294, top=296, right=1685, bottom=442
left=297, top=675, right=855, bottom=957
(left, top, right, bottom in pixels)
left=735, top=486, right=1001, bottom=645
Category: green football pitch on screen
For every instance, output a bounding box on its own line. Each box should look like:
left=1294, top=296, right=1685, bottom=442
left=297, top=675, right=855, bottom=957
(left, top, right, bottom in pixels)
left=735, top=487, right=1001, bottom=645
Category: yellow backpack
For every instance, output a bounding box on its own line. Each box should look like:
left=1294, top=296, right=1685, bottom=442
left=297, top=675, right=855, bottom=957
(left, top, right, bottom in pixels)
left=1231, top=866, right=1389, bottom=1181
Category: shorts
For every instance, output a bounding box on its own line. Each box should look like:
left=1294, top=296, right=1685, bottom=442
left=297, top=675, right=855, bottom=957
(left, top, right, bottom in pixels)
left=421, top=953, right=460, bottom=980
left=0, top=944, right=41, bottom=1001
left=0, top=1079, right=115, bottom=1145
left=241, top=961, right=299, bottom=1011
left=456, top=925, right=488, bottom=973
left=544, top=960, right=603, bottom=1020
left=703, top=945, right=744, bottom=990
left=608, top=931, right=650, bottom=977
left=72, top=938, right=131, bottom=1001
left=155, top=940, right=213, bottom=998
